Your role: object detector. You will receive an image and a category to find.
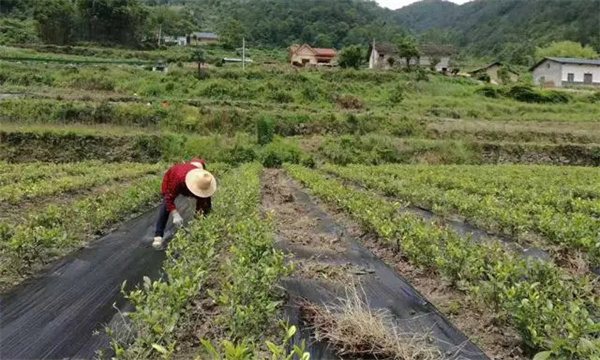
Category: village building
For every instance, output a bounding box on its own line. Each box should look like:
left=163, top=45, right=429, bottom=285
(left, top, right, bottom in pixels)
left=289, top=44, right=337, bottom=66
left=469, top=62, right=519, bottom=84
left=189, top=32, right=219, bottom=45
left=163, top=36, right=187, bottom=46
left=369, top=42, right=454, bottom=72
left=531, top=57, right=600, bottom=87
left=161, top=32, right=218, bottom=46
left=369, top=42, right=398, bottom=70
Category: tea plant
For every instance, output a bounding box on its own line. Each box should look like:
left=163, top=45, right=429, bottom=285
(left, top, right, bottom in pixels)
left=324, top=163, right=600, bottom=269
left=0, top=175, right=162, bottom=283
left=0, top=162, right=162, bottom=204
left=113, top=164, right=290, bottom=359
left=285, top=164, right=600, bottom=359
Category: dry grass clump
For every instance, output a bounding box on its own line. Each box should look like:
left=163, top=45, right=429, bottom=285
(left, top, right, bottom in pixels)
left=302, top=288, right=442, bottom=360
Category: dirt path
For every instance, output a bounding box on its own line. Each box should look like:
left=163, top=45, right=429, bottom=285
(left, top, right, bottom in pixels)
left=262, top=169, right=490, bottom=360
left=0, top=199, right=194, bottom=359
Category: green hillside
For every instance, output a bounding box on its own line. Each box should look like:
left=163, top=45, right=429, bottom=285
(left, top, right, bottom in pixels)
left=395, top=0, right=600, bottom=64
left=1, top=0, right=598, bottom=64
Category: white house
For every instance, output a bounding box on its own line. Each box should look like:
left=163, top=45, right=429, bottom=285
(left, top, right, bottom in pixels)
left=369, top=42, right=454, bottom=72
left=163, top=36, right=187, bottom=46
left=369, top=42, right=398, bottom=70
left=531, top=57, right=600, bottom=87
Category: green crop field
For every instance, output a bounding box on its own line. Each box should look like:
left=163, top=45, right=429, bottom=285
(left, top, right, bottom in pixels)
left=1, top=29, right=599, bottom=360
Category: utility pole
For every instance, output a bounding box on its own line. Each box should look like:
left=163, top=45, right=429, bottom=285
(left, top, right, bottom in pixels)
left=158, top=24, right=162, bottom=47
left=242, top=38, right=246, bottom=70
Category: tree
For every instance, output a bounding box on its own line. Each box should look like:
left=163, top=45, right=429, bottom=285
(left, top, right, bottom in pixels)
left=387, top=56, right=395, bottom=67
left=217, top=17, right=245, bottom=49
left=396, top=37, right=420, bottom=67
left=338, top=45, right=365, bottom=69
left=76, top=0, right=148, bottom=47
left=34, top=0, right=76, bottom=45
left=191, top=48, right=206, bottom=73
left=0, top=18, right=39, bottom=45
left=535, top=41, right=599, bottom=61
left=149, top=6, right=194, bottom=43
left=429, top=56, right=440, bottom=71
left=314, top=34, right=333, bottom=48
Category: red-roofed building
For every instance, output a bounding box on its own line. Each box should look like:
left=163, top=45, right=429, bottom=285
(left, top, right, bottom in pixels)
left=289, top=44, right=337, bottom=66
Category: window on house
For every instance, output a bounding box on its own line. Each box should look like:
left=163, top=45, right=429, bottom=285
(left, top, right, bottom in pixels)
left=547, top=63, right=551, bottom=69
left=567, top=73, right=574, bottom=82
left=584, top=73, right=593, bottom=84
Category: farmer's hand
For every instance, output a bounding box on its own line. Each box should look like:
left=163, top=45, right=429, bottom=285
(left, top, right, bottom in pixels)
left=172, top=211, right=184, bottom=228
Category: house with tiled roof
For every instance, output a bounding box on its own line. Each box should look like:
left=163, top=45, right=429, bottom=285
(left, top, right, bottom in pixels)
left=289, top=44, right=337, bottom=66
left=531, top=57, right=600, bottom=87
left=189, top=32, right=219, bottom=45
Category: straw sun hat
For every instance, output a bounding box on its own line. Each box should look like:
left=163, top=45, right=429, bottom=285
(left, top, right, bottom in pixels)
left=185, top=169, right=217, bottom=198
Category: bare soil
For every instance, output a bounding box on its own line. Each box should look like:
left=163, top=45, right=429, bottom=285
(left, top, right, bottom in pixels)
left=265, top=168, right=528, bottom=360
left=262, top=169, right=363, bottom=283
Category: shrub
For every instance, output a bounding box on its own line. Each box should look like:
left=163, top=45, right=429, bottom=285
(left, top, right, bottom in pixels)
left=474, top=72, right=491, bottom=83
left=256, top=115, right=274, bottom=145
left=259, top=139, right=300, bottom=168
left=542, top=90, right=571, bottom=103
left=506, top=85, right=571, bottom=103
left=507, top=85, right=544, bottom=102
left=301, top=86, right=320, bottom=101
left=270, top=90, right=294, bottom=103
left=392, top=117, right=423, bottom=137
left=389, top=84, right=405, bottom=104
left=583, top=91, right=600, bottom=103
left=476, top=86, right=505, bottom=98
left=338, top=45, right=365, bottom=69
left=335, top=94, right=364, bottom=110
left=224, top=144, right=258, bottom=164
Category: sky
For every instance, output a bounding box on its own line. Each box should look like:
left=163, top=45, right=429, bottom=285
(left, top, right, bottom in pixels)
left=376, top=0, right=471, bottom=10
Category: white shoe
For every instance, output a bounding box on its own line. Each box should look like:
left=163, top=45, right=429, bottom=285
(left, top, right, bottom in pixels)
left=152, top=236, right=163, bottom=249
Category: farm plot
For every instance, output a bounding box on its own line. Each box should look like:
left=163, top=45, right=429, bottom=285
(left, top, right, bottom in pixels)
left=285, top=164, right=600, bottom=360
left=0, top=161, right=164, bottom=288
left=323, top=163, right=600, bottom=273
left=0, top=161, right=162, bottom=204
left=262, top=169, right=489, bottom=360
left=112, top=163, right=296, bottom=360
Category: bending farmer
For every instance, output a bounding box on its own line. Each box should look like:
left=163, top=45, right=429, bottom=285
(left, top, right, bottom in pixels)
left=153, top=158, right=217, bottom=249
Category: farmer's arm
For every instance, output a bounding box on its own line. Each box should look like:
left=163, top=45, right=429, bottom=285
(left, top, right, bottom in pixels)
left=196, top=197, right=211, bottom=216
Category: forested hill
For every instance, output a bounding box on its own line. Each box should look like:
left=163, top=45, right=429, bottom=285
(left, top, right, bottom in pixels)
left=394, top=0, right=600, bottom=64
left=147, top=0, right=599, bottom=64
left=1, top=0, right=598, bottom=65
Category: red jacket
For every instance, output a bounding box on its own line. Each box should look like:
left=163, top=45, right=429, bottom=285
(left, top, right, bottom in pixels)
left=161, top=159, right=211, bottom=214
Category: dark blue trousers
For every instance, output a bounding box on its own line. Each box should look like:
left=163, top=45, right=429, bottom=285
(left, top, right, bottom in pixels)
left=154, top=198, right=169, bottom=237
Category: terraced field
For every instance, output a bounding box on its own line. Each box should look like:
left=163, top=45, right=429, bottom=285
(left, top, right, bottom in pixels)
left=1, top=43, right=599, bottom=360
